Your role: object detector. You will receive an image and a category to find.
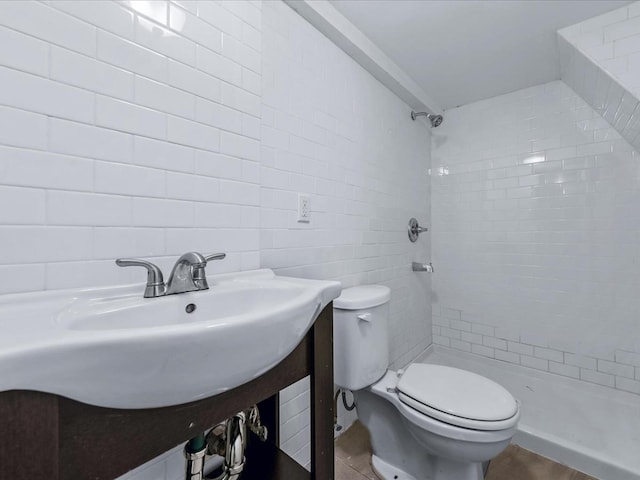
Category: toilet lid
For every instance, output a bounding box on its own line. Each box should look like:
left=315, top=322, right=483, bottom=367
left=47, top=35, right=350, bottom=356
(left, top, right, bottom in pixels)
left=397, top=364, right=519, bottom=430
left=334, top=285, right=391, bottom=310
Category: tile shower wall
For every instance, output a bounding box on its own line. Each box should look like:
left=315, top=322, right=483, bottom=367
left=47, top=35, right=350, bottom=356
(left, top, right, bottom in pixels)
left=0, top=0, right=432, bottom=478
left=557, top=4, right=640, bottom=152
left=559, top=2, right=640, bottom=99
left=431, top=80, right=640, bottom=397
left=557, top=35, right=640, bottom=151
left=261, top=1, right=431, bottom=467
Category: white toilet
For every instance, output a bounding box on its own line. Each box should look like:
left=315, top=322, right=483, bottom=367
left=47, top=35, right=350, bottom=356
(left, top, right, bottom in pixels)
left=333, top=285, right=520, bottom=480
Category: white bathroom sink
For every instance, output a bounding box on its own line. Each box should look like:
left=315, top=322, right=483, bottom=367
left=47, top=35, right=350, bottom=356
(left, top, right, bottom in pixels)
left=0, top=269, right=341, bottom=409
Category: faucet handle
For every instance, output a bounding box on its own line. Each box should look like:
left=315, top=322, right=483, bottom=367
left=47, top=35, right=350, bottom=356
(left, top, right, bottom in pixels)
left=408, top=218, right=428, bottom=242
left=193, top=253, right=226, bottom=286
left=115, top=258, right=166, bottom=298
left=191, top=253, right=226, bottom=289
left=204, top=253, right=226, bottom=262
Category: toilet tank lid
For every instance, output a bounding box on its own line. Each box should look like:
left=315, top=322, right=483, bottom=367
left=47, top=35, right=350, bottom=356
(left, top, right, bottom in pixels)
left=334, top=285, right=390, bottom=310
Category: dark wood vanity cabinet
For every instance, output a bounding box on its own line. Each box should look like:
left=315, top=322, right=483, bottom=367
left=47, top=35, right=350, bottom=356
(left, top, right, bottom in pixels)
left=0, top=304, right=335, bottom=480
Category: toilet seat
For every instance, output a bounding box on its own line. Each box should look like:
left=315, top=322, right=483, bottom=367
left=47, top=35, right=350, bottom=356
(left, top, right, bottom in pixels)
left=397, top=364, right=519, bottom=431
left=370, top=370, right=519, bottom=443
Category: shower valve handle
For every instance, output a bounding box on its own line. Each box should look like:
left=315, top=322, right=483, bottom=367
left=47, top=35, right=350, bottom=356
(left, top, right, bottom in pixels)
left=408, top=218, right=428, bottom=242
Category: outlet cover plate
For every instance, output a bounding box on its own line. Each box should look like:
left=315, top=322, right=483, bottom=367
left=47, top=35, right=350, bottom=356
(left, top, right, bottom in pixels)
left=297, top=194, right=310, bottom=223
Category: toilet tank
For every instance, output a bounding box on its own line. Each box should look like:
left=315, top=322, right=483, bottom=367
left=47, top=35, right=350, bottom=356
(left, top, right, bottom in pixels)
left=333, top=285, right=390, bottom=391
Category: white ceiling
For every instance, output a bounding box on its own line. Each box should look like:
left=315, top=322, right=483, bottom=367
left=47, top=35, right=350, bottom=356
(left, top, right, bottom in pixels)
left=330, top=0, right=632, bottom=110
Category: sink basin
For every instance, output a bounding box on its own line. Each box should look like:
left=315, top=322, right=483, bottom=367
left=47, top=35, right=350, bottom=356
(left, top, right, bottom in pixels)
left=0, top=269, right=341, bottom=408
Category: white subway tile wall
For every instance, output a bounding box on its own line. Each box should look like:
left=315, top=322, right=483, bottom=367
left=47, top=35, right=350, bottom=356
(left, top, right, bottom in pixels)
left=557, top=30, right=640, bottom=152
left=559, top=2, right=640, bottom=100
left=0, top=1, right=262, bottom=478
left=262, top=0, right=431, bottom=467
left=0, top=0, right=262, bottom=294
left=431, top=80, right=640, bottom=398
left=0, top=0, right=431, bottom=478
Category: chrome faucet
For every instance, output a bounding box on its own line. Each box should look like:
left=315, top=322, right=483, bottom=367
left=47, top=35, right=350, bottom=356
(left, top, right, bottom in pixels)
left=115, top=258, right=166, bottom=298
left=116, top=252, right=226, bottom=298
left=191, top=253, right=226, bottom=292
left=412, top=261, right=434, bottom=273
left=166, top=252, right=207, bottom=295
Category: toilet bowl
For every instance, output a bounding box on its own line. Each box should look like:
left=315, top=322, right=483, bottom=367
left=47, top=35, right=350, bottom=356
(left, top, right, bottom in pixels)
left=333, top=285, right=520, bottom=480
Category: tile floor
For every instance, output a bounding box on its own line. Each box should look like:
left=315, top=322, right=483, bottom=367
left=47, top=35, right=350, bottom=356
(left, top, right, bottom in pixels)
left=335, top=422, right=597, bottom=480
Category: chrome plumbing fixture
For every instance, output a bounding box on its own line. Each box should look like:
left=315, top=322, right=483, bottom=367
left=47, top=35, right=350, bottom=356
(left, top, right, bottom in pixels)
left=208, top=412, right=246, bottom=480
left=116, top=252, right=226, bottom=298
left=408, top=218, right=428, bottom=242
left=410, top=111, right=443, bottom=127
left=245, top=404, right=268, bottom=442
left=189, top=405, right=267, bottom=480
left=184, top=434, right=208, bottom=480
left=412, top=262, right=434, bottom=273
left=114, top=258, right=166, bottom=298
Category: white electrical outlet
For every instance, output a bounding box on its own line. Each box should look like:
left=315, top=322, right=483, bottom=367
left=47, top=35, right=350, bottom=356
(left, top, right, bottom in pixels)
left=297, top=194, right=310, bottom=223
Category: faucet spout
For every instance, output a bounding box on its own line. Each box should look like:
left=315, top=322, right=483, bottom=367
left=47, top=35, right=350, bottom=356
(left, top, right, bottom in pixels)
left=166, top=252, right=207, bottom=295
left=412, top=261, right=434, bottom=273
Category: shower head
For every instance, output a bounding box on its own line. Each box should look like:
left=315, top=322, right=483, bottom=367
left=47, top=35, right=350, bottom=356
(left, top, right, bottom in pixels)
left=411, top=111, right=444, bottom=128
